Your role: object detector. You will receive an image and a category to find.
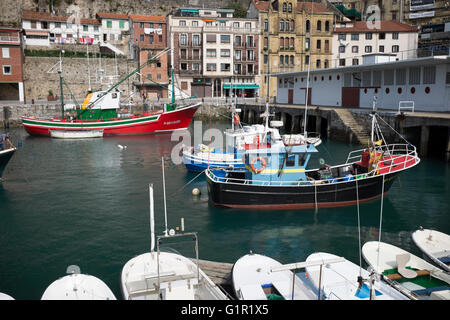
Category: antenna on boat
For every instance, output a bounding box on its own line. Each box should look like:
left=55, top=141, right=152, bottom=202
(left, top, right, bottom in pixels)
left=149, top=183, right=155, bottom=252
left=161, top=156, right=168, bottom=236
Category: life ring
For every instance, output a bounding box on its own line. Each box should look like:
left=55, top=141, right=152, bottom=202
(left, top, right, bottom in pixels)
left=233, top=113, right=240, bottom=126
left=250, top=156, right=266, bottom=174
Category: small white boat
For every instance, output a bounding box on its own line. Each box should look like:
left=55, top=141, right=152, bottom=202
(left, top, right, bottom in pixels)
left=41, top=265, right=116, bottom=300
left=412, top=228, right=450, bottom=272
left=232, top=252, right=317, bottom=300
left=305, top=252, right=409, bottom=300
left=121, top=179, right=228, bottom=300
left=50, top=129, right=104, bottom=139
left=362, top=241, right=450, bottom=300
left=0, top=292, right=14, bottom=300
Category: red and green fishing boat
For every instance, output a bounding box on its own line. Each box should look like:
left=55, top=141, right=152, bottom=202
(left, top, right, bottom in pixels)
left=22, top=49, right=200, bottom=136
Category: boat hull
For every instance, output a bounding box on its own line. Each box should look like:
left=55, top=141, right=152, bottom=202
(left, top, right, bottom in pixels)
left=22, top=104, right=200, bottom=137
left=206, top=171, right=398, bottom=210
left=182, top=150, right=246, bottom=172
left=0, top=148, right=16, bottom=178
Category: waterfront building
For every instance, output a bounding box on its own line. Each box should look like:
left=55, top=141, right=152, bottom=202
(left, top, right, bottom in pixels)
left=332, top=20, right=419, bottom=68
left=247, top=1, right=334, bottom=99
left=168, top=7, right=260, bottom=98
left=0, top=27, right=25, bottom=102
left=129, top=14, right=168, bottom=99
left=21, top=10, right=101, bottom=47
left=95, top=12, right=130, bottom=56
left=275, top=54, right=450, bottom=112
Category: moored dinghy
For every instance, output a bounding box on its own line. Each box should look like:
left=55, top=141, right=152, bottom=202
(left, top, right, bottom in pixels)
left=412, top=228, right=450, bottom=272
left=120, top=178, right=228, bottom=300
left=305, top=252, right=409, bottom=300
left=41, top=265, right=116, bottom=300
left=362, top=241, right=450, bottom=300
left=50, top=129, right=104, bottom=139
left=0, top=147, right=16, bottom=180
left=232, top=252, right=318, bottom=300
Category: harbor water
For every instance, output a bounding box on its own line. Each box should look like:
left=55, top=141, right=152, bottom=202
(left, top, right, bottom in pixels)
left=0, top=120, right=449, bottom=300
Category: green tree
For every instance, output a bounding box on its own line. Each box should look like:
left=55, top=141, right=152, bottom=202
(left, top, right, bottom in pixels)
left=226, top=1, right=248, bottom=18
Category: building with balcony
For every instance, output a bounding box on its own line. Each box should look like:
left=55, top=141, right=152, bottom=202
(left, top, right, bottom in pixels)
left=247, top=1, right=334, bottom=99
left=168, top=8, right=259, bottom=98
left=0, top=27, right=25, bottom=102
left=96, top=12, right=130, bottom=56
left=332, top=20, right=419, bottom=68
left=21, top=10, right=101, bottom=47
left=129, top=14, right=168, bottom=99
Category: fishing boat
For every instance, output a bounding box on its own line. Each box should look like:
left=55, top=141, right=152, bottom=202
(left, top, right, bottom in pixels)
left=412, top=228, right=450, bottom=272
left=182, top=99, right=321, bottom=172
left=206, top=109, right=420, bottom=210
left=41, top=265, right=116, bottom=300
left=22, top=48, right=200, bottom=137
left=362, top=241, right=450, bottom=300
left=50, top=129, right=104, bottom=139
left=120, top=164, right=228, bottom=300
left=232, top=252, right=318, bottom=300
left=305, top=252, right=409, bottom=300
left=0, top=147, right=16, bottom=179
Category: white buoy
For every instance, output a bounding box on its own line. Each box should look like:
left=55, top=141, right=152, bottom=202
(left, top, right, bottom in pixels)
left=192, top=188, right=201, bottom=196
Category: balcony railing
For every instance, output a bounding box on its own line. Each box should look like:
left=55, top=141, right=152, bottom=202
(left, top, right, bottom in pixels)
left=0, top=35, right=20, bottom=43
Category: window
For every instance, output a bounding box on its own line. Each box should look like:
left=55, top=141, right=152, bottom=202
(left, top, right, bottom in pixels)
left=263, top=37, right=268, bottom=48
left=247, top=36, right=253, bottom=47
left=316, top=39, right=321, bottom=50
left=423, top=66, right=436, bottom=84
left=179, top=34, right=187, bottom=45
left=55, top=22, right=61, bottom=28
left=352, top=58, right=359, bottom=65
left=264, top=19, right=268, bottom=32
left=220, top=35, right=230, bottom=43
left=119, top=21, right=125, bottom=29
left=94, top=26, right=99, bottom=32
left=179, top=20, right=186, bottom=26
left=206, top=63, right=216, bottom=71
left=352, top=46, right=358, bottom=53
left=392, top=32, right=399, bottom=39
left=283, top=2, right=287, bottom=12
left=206, top=49, right=216, bottom=57
left=247, top=64, right=254, bottom=74
left=234, top=64, right=242, bottom=74
left=83, top=25, right=88, bottom=32
left=192, top=21, right=198, bottom=27
left=193, top=63, right=200, bottom=71
left=235, top=50, right=241, bottom=60
left=325, top=20, right=330, bottom=32
left=247, top=50, right=254, bottom=60
left=180, top=63, right=187, bottom=70
left=220, top=63, right=230, bottom=71
left=365, top=45, right=372, bottom=53
left=317, top=20, right=321, bottom=31
left=180, top=49, right=187, bottom=59
left=392, top=45, right=399, bottom=53
left=324, top=59, right=329, bottom=68
left=409, top=67, right=421, bottom=85
left=157, top=74, right=161, bottom=80
left=325, top=40, right=329, bottom=52
left=288, top=2, right=292, bottom=12
left=316, top=59, right=321, bottom=68
left=107, top=20, right=112, bottom=28
left=379, top=45, right=385, bottom=52
left=221, top=49, right=230, bottom=57
left=158, top=35, right=162, bottom=42
left=305, top=38, right=310, bottom=50
left=339, top=45, right=345, bottom=53
left=140, top=23, right=144, bottom=28
left=379, top=32, right=386, bottom=40
left=290, top=20, right=294, bottom=31
left=339, top=59, right=345, bottom=66
left=396, top=69, right=406, bottom=85
left=192, top=34, right=200, bottom=46
left=280, top=55, right=284, bottom=65
left=305, top=55, right=310, bottom=65
left=206, top=34, right=216, bottom=43
left=149, top=35, right=153, bottom=44
left=338, top=33, right=346, bottom=40
left=351, top=33, right=359, bottom=40
left=306, top=20, right=310, bottom=32
left=285, top=55, right=289, bottom=65
left=30, top=21, right=37, bottom=29
left=264, top=54, right=268, bottom=64
left=286, top=155, right=295, bottom=167
left=365, top=33, right=372, bottom=40
left=2, top=48, right=10, bottom=58
left=280, top=20, right=284, bottom=32
left=235, top=35, right=241, bottom=46
left=233, top=22, right=239, bottom=29
left=2, top=65, right=11, bottom=75
left=290, top=55, right=294, bottom=65
left=220, top=21, right=226, bottom=28
left=140, top=35, right=144, bottom=42
left=245, top=22, right=251, bottom=29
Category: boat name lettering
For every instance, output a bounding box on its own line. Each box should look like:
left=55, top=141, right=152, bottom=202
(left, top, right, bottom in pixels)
left=164, top=120, right=181, bottom=125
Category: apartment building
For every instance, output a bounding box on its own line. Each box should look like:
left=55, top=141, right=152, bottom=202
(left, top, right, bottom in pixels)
left=96, top=12, right=130, bottom=56
left=0, top=27, right=25, bottom=102
left=248, top=1, right=334, bottom=99
left=168, top=8, right=259, bottom=98
left=22, top=10, right=101, bottom=46
left=129, top=14, right=168, bottom=99
left=332, top=20, right=419, bottom=67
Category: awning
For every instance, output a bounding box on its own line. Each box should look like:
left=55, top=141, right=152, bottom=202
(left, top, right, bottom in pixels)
left=202, top=19, right=216, bottom=22
left=25, top=30, right=49, bottom=36
left=223, top=84, right=259, bottom=89
left=181, top=9, right=199, bottom=12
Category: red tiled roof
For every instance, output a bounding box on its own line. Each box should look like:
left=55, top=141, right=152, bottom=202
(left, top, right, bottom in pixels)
left=129, top=14, right=165, bottom=23
left=96, top=12, right=129, bottom=20
left=22, top=10, right=101, bottom=25
left=297, top=2, right=332, bottom=14
left=253, top=0, right=270, bottom=11
left=335, top=21, right=419, bottom=33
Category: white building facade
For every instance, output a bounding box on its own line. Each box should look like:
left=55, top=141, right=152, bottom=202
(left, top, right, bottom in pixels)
left=332, top=20, right=419, bottom=68
left=275, top=55, right=450, bottom=112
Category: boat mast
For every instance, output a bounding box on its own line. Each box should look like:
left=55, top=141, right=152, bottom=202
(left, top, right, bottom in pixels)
left=303, top=4, right=313, bottom=139
left=87, top=44, right=91, bottom=92
left=58, top=50, right=64, bottom=119
left=149, top=183, right=155, bottom=252
left=371, top=96, right=377, bottom=144
left=161, top=157, right=168, bottom=236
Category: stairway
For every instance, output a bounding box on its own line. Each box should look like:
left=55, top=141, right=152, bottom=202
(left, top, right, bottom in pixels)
left=100, top=42, right=125, bottom=56
left=334, top=109, right=371, bottom=146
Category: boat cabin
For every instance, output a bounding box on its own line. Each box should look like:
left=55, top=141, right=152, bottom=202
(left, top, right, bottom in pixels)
left=77, top=89, right=121, bottom=120
left=242, top=143, right=318, bottom=184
